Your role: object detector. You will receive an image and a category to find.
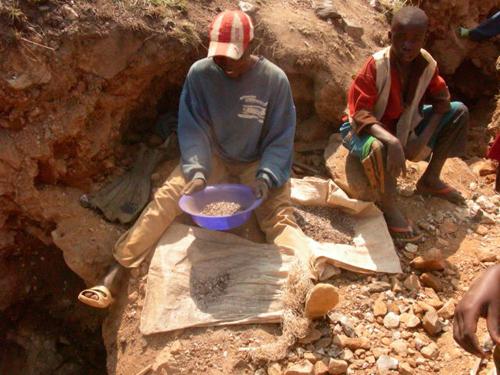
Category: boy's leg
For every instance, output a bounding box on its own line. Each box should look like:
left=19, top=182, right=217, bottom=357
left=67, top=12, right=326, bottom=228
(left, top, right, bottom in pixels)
left=469, top=11, right=500, bottom=42
left=237, top=162, right=299, bottom=243
left=114, top=157, right=228, bottom=268
left=416, top=102, right=469, bottom=203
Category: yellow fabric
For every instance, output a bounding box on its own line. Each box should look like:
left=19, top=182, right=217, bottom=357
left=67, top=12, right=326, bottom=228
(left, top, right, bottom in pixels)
left=113, top=155, right=299, bottom=268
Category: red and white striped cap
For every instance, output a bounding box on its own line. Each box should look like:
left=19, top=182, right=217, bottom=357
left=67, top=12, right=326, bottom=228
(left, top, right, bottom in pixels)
left=208, top=10, right=254, bottom=60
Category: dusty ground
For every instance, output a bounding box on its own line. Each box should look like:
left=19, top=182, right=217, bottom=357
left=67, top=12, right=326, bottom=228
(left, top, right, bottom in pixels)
left=0, top=0, right=499, bottom=374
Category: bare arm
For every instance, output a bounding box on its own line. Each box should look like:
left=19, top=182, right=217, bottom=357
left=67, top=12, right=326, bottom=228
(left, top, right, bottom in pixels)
left=366, top=124, right=406, bottom=178
left=453, top=264, right=500, bottom=357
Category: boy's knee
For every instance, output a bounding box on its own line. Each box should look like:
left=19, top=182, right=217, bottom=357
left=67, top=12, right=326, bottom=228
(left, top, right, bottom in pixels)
left=452, top=102, right=469, bottom=120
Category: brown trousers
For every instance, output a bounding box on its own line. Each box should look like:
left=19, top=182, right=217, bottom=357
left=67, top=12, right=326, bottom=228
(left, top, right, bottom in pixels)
left=113, top=155, right=299, bottom=268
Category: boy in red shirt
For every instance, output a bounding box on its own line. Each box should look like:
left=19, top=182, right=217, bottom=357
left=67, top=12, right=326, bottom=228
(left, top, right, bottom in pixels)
left=340, top=7, right=469, bottom=242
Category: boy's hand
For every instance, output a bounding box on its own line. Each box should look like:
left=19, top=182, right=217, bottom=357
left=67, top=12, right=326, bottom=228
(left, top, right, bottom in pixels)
left=386, top=139, right=406, bottom=178
left=453, top=264, right=500, bottom=357
left=250, top=178, right=269, bottom=200
left=181, top=178, right=206, bottom=195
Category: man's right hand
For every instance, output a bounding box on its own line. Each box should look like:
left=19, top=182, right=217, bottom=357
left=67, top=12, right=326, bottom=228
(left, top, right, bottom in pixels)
left=181, top=178, right=206, bottom=195
left=386, top=139, right=407, bottom=178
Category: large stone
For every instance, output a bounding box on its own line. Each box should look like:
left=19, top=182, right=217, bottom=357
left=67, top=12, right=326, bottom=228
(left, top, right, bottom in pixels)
left=390, top=340, right=408, bottom=357
left=268, top=363, right=282, bottom=375
left=400, top=313, right=420, bottom=328
left=383, top=312, right=400, bottom=329
left=404, top=274, right=421, bottom=291
left=328, top=359, right=348, bottom=374
left=421, top=343, right=439, bottom=359
left=305, top=283, right=340, bottom=319
left=333, top=335, right=370, bottom=350
left=376, top=355, right=398, bottom=374
left=420, top=273, right=443, bottom=291
left=422, top=309, right=442, bottom=336
left=285, top=360, right=314, bottom=375
left=437, top=299, right=456, bottom=320
left=299, top=328, right=323, bottom=344
left=313, top=360, right=329, bottom=375
left=373, top=299, right=387, bottom=317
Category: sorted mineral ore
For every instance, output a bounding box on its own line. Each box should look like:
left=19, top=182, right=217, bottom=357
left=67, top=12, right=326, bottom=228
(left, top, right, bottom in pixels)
left=293, top=205, right=355, bottom=244
left=201, top=201, right=243, bottom=216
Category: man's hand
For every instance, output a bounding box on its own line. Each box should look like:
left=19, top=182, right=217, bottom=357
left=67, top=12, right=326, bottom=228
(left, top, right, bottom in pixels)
left=453, top=264, right=500, bottom=357
left=386, top=139, right=407, bottom=178
left=181, top=178, right=206, bottom=195
left=250, top=178, right=269, bottom=200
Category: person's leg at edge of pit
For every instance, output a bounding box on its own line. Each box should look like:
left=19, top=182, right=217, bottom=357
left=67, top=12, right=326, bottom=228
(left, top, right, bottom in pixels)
left=78, top=158, right=228, bottom=308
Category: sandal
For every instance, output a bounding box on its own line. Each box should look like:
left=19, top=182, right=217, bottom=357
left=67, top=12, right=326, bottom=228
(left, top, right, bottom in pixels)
left=78, top=286, right=114, bottom=309
left=416, top=184, right=465, bottom=205
left=387, top=219, right=423, bottom=244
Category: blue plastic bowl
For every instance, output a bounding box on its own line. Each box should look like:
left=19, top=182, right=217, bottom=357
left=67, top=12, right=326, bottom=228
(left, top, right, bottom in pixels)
left=178, top=184, right=263, bottom=231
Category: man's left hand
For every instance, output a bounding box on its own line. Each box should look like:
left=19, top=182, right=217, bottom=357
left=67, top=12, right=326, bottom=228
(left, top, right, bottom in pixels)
left=250, top=178, right=269, bottom=200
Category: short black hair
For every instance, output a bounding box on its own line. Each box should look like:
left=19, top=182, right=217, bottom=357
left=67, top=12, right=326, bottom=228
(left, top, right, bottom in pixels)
left=391, top=6, right=428, bottom=30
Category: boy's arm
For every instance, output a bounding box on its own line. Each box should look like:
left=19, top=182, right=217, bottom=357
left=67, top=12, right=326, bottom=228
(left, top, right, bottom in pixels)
left=453, top=264, right=500, bottom=357
left=257, top=73, right=296, bottom=189
left=348, top=58, right=406, bottom=177
left=178, top=70, right=213, bottom=185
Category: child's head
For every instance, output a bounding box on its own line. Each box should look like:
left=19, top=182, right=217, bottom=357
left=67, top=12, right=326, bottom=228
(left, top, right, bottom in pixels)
left=389, top=7, right=428, bottom=64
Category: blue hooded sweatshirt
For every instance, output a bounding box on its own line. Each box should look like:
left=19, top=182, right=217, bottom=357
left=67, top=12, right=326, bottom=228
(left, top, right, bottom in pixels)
left=178, top=57, right=296, bottom=188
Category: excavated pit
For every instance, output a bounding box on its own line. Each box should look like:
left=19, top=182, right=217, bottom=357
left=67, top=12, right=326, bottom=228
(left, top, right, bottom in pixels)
left=0, top=0, right=499, bottom=373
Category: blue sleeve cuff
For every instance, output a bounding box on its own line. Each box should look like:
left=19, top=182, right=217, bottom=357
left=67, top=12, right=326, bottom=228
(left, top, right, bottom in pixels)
left=192, top=171, right=207, bottom=182
left=256, top=171, right=274, bottom=188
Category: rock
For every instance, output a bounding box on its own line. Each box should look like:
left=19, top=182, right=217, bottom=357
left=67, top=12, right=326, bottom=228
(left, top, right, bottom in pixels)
left=405, top=243, right=418, bottom=253
left=345, top=24, right=364, bottom=39
left=61, top=4, right=79, bottom=20
left=390, top=340, right=408, bottom=357
left=476, top=195, right=496, bottom=213
left=338, top=316, right=356, bottom=338
left=421, top=343, right=439, bottom=359
left=328, top=359, right=348, bottom=374
left=255, top=369, right=267, bottom=375
left=399, top=362, right=413, bottom=375
left=304, top=352, right=322, bottom=363
left=314, top=3, right=343, bottom=21
left=437, top=299, right=456, bottom=320
left=439, top=219, right=458, bottom=234
left=285, top=360, right=314, bottom=375
left=475, top=225, right=489, bottom=235
left=315, top=337, right=332, bottom=349
left=422, top=308, right=442, bottom=336
left=376, top=355, right=398, bottom=374
left=478, top=249, right=497, bottom=263
left=400, top=313, right=420, bottom=328
left=340, top=348, right=353, bottom=362
left=470, top=159, right=496, bottom=176
left=410, top=257, right=446, bottom=272
left=366, top=281, right=391, bottom=293
left=383, top=312, right=400, bottom=329
left=333, top=335, right=370, bottom=350
left=299, top=328, right=323, bottom=344
left=404, top=274, right=421, bottom=291
left=305, top=284, right=340, bottom=319
left=420, top=273, right=443, bottom=291
left=373, top=299, right=387, bottom=317
left=268, top=363, right=282, bottom=375
left=390, top=277, right=404, bottom=293
left=313, top=360, right=329, bottom=375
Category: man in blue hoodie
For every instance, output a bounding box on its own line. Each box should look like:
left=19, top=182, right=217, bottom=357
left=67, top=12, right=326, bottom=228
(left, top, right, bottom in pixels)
left=78, top=10, right=300, bottom=308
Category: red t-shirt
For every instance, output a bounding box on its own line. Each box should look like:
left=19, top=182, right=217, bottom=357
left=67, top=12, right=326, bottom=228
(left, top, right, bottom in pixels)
left=348, top=55, right=450, bottom=135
